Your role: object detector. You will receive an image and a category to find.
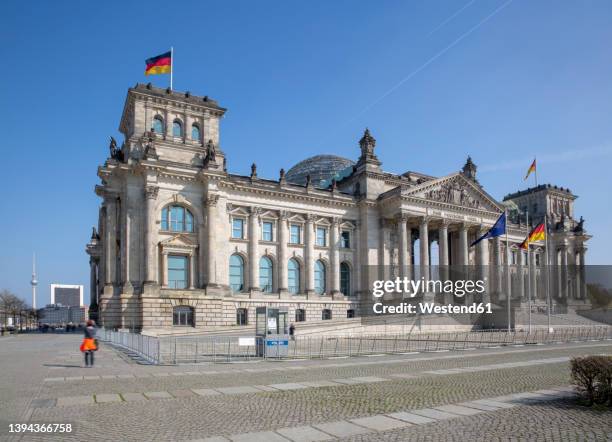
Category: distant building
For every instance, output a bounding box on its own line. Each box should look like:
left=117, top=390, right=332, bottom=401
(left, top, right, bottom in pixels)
left=39, top=304, right=88, bottom=325
left=50, top=284, right=83, bottom=307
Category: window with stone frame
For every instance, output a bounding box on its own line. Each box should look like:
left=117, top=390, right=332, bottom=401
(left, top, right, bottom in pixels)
left=191, top=124, right=200, bottom=141
left=232, top=218, right=245, bottom=239
left=162, top=205, right=194, bottom=232
left=229, top=254, right=245, bottom=292
left=316, top=227, right=327, bottom=247
left=314, top=260, right=326, bottom=295
left=340, top=230, right=351, bottom=248
left=236, top=308, right=248, bottom=326
left=346, top=309, right=355, bottom=319
left=295, top=308, right=306, bottom=322
left=173, top=119, right=183, bottom=137
left=152, top=116, right=164, bottom=134
left=290, top=224, right=301, bottom=244
left=262, top=221, right=274, bottom=241
left=322, top=309, right=332, bottom=320
left=288, top=258, right=300, bottom=294
left=259, top=256, right=273, bottom=293
left=173, top=306, right=194, bottom=326
left=340, top=262, right=351, bottom=296
left=167, top=255, right=188, bottom=289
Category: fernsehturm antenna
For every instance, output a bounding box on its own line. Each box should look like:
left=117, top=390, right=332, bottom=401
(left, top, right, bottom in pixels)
left=30, top=253, right=38, bottom=309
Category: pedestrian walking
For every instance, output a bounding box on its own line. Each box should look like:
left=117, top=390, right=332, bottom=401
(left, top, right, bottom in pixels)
left=80, top=319, right=97, bottom=367
left=289, top=323, right=295, bottom=341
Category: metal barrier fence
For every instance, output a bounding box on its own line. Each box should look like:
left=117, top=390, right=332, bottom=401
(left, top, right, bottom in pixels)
left=100, top=325, right=612, bottom=365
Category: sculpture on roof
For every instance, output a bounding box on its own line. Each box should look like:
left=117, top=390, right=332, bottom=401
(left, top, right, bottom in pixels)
left=109, top=136, right=124, bottom=161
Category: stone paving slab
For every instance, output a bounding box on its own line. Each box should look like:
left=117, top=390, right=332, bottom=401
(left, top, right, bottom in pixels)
left=170, top=389, right=195, bottom=398
left=349, top=415, right=410, bottom=431
left=95, top=393, right=122, bottom=403
left=350, top=376, right=387, bottom=383
left=30, top=398, right=57, bottom=408
left=410, top=408, right=460, bottom=420
left=229, top=431, right=289, bottom=442
left=44, top=377, right=65, bottom=382
left=192, top=388, right=222, bottom=397
left=458, top=401, right=503, bottom=411
left=56, top=395, right=95, bottom=406
left=332, top=378, right=363, bottom=385
left=121, top=393, right=147, bottom=402
left=276, top=425, right=334, bottom=441
left=299, top=380, right=341, bottom=388
left=253, top=384, right=280, bottom=392
left=199, top=437, right=230, bottom=442
left=434, top=404, right=483, bottom=416
left=216, top=386, right=263, bottom=395
left=143, top=391, right=173, bottom=399
left=386, top=411, right=437, bottom=425
left=470, top=399, right=516, bottom=409
left=267, top=383, right=308, bottom=391
left=312, top=421, right=372, bottom=438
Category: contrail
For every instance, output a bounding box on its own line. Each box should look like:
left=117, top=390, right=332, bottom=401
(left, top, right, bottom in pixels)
left=428, top=0, right=477, bottom=37
left=345, top=0, right=514, bottom=126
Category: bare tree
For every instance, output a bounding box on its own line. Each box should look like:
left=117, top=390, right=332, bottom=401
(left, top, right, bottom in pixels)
left=0, top=290, right=29, bottom=330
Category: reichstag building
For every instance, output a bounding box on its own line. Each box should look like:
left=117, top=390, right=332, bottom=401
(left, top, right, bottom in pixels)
left=86, top=84, right=590, bottom=331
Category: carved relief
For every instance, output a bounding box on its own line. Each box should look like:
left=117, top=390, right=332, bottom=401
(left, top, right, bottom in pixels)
left=425, top=180, right=481, bottom=208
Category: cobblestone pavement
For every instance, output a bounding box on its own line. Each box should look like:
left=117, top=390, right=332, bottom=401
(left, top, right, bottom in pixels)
left=0, top=334, right=611, bottom=441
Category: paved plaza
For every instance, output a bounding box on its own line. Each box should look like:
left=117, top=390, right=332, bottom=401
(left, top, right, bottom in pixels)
left=0, top=334, right=611, bottom=441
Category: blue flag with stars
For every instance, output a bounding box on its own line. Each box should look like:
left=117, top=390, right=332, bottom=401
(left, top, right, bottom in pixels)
left=470, top=212, right=506, bottom=247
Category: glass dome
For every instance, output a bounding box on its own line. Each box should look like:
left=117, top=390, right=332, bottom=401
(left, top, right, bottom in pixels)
left=285, top=155, right=355, bottom=187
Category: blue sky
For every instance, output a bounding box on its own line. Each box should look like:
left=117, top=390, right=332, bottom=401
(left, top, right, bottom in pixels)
left=2, top=0, right=612, bottom=306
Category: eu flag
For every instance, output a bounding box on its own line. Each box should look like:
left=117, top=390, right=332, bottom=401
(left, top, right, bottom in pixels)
left=470, top=212, right=506, bottom=247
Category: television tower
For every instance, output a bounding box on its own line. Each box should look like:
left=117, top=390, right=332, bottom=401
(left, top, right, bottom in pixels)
left=31, top=253, right=38, bottom=309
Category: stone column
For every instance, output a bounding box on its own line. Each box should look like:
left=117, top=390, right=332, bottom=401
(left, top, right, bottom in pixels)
left=104, top=196, right=117, bottom=287
left=164, top=109, right=171, bottom=140
left=278, top=211, right=288, bottom=293
left=560, top=245, right=568, bottom=298
left=578, top=248, right=587, bottom=299
left=518, top=247, right=525, bottom=300
left=494, top=237, right=503, bottom=294
left=198, top=219, right=206, bottom=288
left=438, top=221, right=449, bottom=289
left=89, top=257, right=98, bottom=309
left=476, top=227, right=490, bottom=295
left=205, top=194, right=219, bottom=287
left=331, top=217, right=341, bottom=296
left=529, top=248, right=537, bottom=300
left=305, top=215, right=315, bottom=295
left=248, top=207, right=260, bottom=292
left=161, top=252, right=169, bottom=287
left=419, top=217, right=429, bottom=283
left=459, top=223, right=469, bottom=266
left=144, top=186, right=159, bottom=284
left=189, top=253, right=196, bottom=289
left=397, top=214, right=409, bottom=280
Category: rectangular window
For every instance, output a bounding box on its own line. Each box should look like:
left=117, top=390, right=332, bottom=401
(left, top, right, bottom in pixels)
left=232, top=218, right=244, bottom=239
left=168, top=255, right=188, bottom=289
left=236, top=308, right=248, bottom=326
left=316, top=227, right=327, bottom=247
left=295, top=309, right=306, bottom=322
left=322, top=309, right=332, bottom=320
left=535, top=254, right=541, bottom=266
left=290, top=224, right=301, bottom=244
left=511, top=251, right=517, bottom=265
left=262, top=221, right=273, bottom=241
left=340, top=231, right=350, bottom=248
left=346, top=309, right=355, bottom=319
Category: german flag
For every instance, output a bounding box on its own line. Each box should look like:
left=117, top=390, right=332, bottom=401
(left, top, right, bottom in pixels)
left=520, top=223, right=546, bottom=249
left=524, top=158, right=536, bottom=180
left=145, top=51, right=171, bottom=75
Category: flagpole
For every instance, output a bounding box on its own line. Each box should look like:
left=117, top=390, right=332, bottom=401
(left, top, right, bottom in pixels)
left=526, top=210, right=532, bottom=334
left=170, top=46, right=173, bottom=90
left=544, top=213, right=552, bottom=333
left=534, top=157, right=538, bottom=187
left=505, top=208, right=511, bottom=332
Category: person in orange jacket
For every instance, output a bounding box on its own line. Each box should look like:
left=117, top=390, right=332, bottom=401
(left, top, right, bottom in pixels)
left=80, top=319, right=97, bottom=367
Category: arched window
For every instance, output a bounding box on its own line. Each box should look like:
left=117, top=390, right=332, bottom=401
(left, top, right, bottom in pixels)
left=340, top=262, right=351, bottom=296
left=229, top=254, right=245, bottom=292
left=259, top=256, right=273, bottom=293
left=152, top=116, right=164, bottom=134
left=314, top=260, right=326, bottom=295
left=173, top=120, right=183, bottom=137
left=288, top=258, right=300, bottom=294
left=191, top=124, right=200, bottom=141
left=173, top=306, right=194, bottom=326
left=161, top=205, right=194, bottom=232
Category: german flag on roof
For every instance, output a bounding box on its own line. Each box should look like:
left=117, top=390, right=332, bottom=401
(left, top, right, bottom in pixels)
left=145, top=51, right=171, bottom=75
left=520, top=223, right=546, bottom=249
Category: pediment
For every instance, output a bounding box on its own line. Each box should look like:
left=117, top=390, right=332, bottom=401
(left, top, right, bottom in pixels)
left=160, top=233, right=197, bottom=249
left=403, top=173, right=503, bottom=212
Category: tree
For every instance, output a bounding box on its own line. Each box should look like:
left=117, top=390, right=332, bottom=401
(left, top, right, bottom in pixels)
left=0, top=290, right=29, bottom=330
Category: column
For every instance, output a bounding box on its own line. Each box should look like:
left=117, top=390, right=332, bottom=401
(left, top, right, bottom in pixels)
left=560, top=245, right=568, bottom=298
left=529, top=248, right=537, bottom=300
left=248, top=207, right=260, bottom=292
left=518, top=247, right=525, bottom=300
left=162, top=252, right=168, bottom=287
left=494, top=237, right=503, bottom=294
left=458, top=223, right=469, bottom=266
left=104, top=196, right=117, bottom=286
left=164, top=109, right=171, bottom=140
left=278, top=212, right=288, bottom=293
left=419, top=217, right=429, bottom=283
left=331, top=217, right=341, bottom=295
left=305, top=214, right=315, bottom=295
left=476, top=227, right=490, bottom=295
left=144, top=186, right=159, bottom=284
left=438, top=221, right=449, bottom=286
left=205, top=194, right=219, bottom=286
left=189, top=253, right=196, bottom=289
left=89, top=257, right=98, bottom=309
left=198, top=219, right=207, bottom=288
left=397, top=214, right=408, bottom=280
left=578, top=248, right=587, bottom=299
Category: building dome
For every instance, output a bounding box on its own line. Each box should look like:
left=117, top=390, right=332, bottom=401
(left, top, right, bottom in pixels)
left=285, top=155, right=355, bottom=187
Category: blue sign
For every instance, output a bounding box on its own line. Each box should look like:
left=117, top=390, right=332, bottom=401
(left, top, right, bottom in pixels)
left=266, top=339, right=289, bottom=346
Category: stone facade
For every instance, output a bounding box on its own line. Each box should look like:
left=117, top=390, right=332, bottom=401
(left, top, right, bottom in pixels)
left=86, top=84, right=591, bottom=331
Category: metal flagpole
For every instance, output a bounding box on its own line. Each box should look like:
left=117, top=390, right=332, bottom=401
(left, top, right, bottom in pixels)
left=534, top=157, right=538, bottom=187
left=544, top=213, right=552, bottom=332
left=170, top=46, right=173, bottom=90
left=505, top=209, right=511, bottom=332
left=526, top=211, right=532, bottom=334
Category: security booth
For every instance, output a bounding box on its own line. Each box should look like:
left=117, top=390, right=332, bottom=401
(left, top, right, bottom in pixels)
left=255, top=306, right=289, bottom=357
